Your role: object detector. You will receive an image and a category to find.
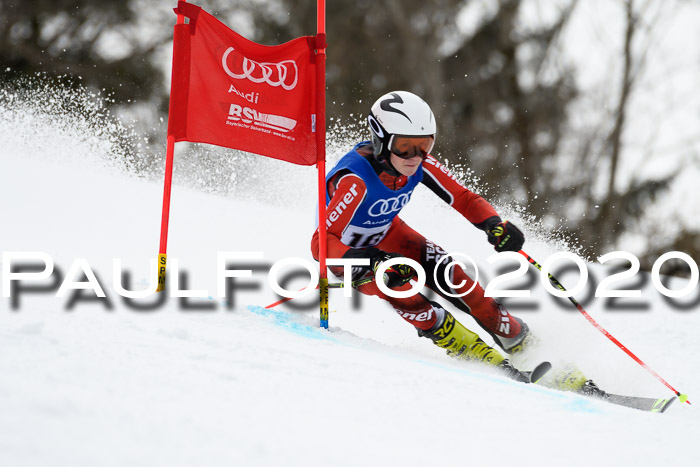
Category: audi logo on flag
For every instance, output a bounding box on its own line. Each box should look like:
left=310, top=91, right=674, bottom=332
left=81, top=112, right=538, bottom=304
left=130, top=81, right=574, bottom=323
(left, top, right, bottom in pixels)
left=367, top=192, right=413, bottom=217
left=222, top=47, right=298, bottom=90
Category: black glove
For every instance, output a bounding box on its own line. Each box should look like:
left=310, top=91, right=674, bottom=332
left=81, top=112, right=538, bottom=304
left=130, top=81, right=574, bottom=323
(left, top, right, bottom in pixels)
left=486, top=220, right=525, bottom=252
left=369, top=249, right=417, bottom=289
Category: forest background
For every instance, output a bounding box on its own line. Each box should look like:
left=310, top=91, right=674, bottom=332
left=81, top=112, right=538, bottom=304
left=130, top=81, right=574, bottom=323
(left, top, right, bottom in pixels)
left=2, top=0, right=699, bottom=274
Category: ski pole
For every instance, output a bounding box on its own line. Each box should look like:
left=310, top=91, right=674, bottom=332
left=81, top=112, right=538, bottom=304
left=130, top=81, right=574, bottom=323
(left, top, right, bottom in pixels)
left=519, top=249, right=691, bottom=405
left=264, top=277, right=374, bottom=309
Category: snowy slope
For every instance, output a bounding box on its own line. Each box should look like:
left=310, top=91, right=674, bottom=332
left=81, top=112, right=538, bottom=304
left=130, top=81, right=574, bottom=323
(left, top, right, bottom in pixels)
left=1, top=88, right=698, bottom=467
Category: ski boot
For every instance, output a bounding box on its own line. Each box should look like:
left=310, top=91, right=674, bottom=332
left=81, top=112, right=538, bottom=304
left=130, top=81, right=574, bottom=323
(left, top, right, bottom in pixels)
left=493, top=315, right=538, bottom=355
left=418, top=308, right=505, bottom=365
left=418, top=305, right=540, bottom=382
left=550, top=366, right=589, bottom=392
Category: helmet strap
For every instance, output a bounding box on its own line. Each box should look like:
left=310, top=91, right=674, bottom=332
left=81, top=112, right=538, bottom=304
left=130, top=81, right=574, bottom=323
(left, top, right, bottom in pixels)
left=368, top=113, right=401, bottom=176
left=374, top=147, right=400, bottom=176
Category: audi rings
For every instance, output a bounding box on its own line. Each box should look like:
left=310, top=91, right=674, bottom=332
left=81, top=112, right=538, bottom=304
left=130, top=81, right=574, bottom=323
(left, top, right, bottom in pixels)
left=222, top=47, right=298, bottom=90
left=367, top=192, right=412, bottom=217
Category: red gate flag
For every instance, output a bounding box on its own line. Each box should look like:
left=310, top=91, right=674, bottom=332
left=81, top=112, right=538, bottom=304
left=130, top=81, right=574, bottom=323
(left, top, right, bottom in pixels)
left=159, top=0, right=328, bottom=329
left=169, top=1, right=319, bottom=165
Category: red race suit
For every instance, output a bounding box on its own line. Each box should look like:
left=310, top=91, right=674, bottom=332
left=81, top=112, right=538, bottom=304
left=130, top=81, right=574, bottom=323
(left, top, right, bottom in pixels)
left=311, top=143, right=522, bottom=341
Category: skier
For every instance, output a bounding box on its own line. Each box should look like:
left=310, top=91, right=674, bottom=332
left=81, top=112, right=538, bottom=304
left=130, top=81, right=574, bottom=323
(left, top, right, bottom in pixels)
left=311, top=90, right=536, bottom=381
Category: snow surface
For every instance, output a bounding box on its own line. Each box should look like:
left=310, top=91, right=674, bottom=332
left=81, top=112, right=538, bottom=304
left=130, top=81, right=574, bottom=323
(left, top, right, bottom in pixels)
left=1, top=88, right=698, bottom=467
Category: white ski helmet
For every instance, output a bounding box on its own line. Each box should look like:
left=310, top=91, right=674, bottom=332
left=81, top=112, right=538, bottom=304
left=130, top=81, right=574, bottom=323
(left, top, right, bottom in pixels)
left=368, top=90, right=436, bottom=169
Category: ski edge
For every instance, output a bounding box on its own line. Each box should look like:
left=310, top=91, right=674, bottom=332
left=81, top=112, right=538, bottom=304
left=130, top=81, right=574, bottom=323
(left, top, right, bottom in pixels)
left=596, top=393, right=677, bottom=413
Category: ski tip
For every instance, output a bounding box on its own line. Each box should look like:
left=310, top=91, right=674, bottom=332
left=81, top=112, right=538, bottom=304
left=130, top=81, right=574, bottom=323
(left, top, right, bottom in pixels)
left=530, top=361, right=552, bottom=384
left=661, top=397, right=676, bottom=413
left=651, top=397, right=676, bottom=414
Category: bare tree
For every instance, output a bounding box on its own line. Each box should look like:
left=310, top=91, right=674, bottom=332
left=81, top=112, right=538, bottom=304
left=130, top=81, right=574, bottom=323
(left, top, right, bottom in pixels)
left=559, top=0, right=687, bottom=264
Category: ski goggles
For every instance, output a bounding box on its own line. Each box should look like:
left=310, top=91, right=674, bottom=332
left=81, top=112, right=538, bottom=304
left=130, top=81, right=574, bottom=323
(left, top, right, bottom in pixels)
left=389, top=135, right=435, bottom=160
